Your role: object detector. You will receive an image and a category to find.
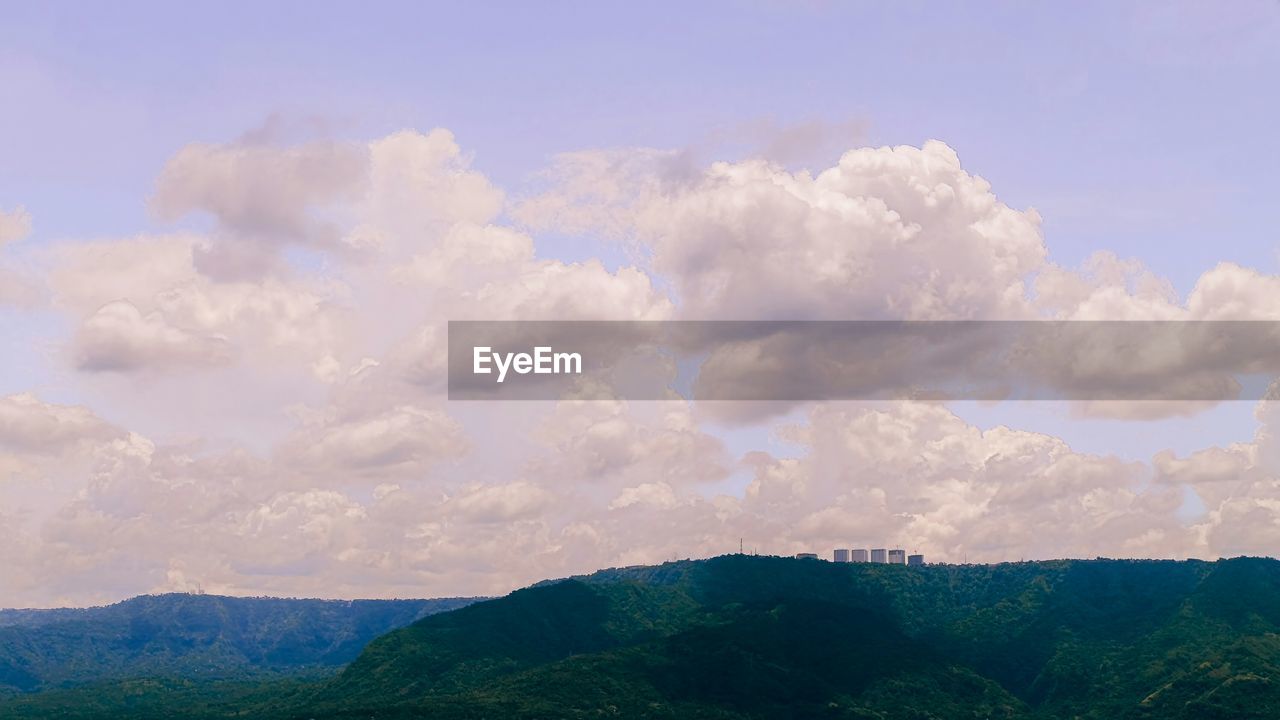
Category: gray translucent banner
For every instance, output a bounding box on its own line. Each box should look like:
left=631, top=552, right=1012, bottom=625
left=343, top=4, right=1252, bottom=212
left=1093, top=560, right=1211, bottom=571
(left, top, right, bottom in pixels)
left=447, top=321, right=1280, bottom=402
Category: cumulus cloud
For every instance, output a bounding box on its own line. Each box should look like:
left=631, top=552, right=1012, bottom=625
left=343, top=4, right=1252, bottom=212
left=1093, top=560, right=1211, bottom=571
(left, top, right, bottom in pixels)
left=609, top=481, right=680, bottom=510
left=277, top=405, right=468, bottom=480
left=450, top=481, right=555, bottom=523
left=13, top=127, right=1280, bottom=607
left=366, top=129, right=505, bottom=242
left=49, top=235, right=348, bottom=376
left=153, top=143, right=366, bottom=234
left=74, top=300, right=233, bottom=371
left=735, top=403, right=1188, bottom=561
left=520, top=140, right=1046, bottom=321
left=528, top=400, right=731, bottom=489
left=151, top=138, right=370, bottom=280
left=520, top=145, right=1280, bottom=420
left=122, top=130, right=670, bottom=389
left=0, top=393, right=122, bottom=453
left=0, top=389, right=1271, bottom=608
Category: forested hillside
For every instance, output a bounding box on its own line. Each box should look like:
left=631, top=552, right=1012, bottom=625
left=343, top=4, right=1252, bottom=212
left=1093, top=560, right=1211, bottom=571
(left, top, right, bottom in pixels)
left=301, top=555, right=1280, bottom=719
left=0, top=593, right=477, bottom=696
left=7, top=556, right=1280, bottom=719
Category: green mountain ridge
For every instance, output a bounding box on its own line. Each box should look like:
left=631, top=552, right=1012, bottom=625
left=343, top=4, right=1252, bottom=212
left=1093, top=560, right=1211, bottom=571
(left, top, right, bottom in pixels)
left=6, top=556, right=1280, bottom=718
left=301, top=555, right=1280, bottom=719
left=0, top=592, right=479, bottom=697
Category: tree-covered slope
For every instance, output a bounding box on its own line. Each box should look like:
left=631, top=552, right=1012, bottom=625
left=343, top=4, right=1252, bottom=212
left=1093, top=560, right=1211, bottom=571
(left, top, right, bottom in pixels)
left=297, top=555, right=1280, bottom=719
left=8, top=556, right=1280, bottom=719
left=0, top=593, right=478, bottom=695
left=0, top=607, right=91, bottom=629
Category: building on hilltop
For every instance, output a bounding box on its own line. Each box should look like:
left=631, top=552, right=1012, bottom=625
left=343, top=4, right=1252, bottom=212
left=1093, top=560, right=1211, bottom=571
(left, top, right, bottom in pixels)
left=829, top=547, right=921, bottom=566
left=795, top=552, right=819, bottom=560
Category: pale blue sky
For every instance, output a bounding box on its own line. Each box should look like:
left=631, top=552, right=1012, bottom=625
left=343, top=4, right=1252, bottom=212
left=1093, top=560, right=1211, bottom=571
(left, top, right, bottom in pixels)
left=2, top=0, right=1278, bottom=456
left=7, top=1, right=1280, bottom=604
left=4, top=2, right=1278, bottom=280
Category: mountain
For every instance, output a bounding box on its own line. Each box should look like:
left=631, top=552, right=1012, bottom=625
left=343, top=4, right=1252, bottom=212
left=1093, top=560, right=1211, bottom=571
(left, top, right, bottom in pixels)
left=297, top=555, right=1280, bottom=719
left=0, top=607, right=88, bottom=629
left=0, top=593, right=478, bottom=696
left=7, top=556, right=1280, bottom=719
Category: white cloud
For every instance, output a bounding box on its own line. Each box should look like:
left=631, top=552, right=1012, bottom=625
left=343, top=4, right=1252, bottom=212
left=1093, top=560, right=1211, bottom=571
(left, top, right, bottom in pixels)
left=520, top=140, right=1047, bottom=321
left=366, top=129, right=504, bottom=242
left=74, top=300, right=232, bottom=371
left=0, top=206, right=32, bottom=246
left=13, top=128, right=1280, bottom=607
left=736, top=403, right=1188, bottom=561
left=278, top=405, right=468, bottom=479
left=50, top=235, right=349, bottom=376
left=150, top=140, right=367, bottom=280
left=450, top=481, right=555, bottom=523
left=0, top=393, right=122, bottom=453
left=609, top=481, right=679, bottom=510
left=529, top=400, right=731, bottom=489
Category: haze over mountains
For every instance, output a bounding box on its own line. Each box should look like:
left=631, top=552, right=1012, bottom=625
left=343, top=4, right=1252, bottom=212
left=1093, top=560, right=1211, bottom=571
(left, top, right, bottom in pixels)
left=3, top=555, right=1280, bottom=718
left=0, top=593, right=477, bottom=697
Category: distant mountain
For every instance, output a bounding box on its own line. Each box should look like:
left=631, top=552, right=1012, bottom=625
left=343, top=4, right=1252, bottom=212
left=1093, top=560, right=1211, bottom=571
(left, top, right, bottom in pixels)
left=0, top=593, right=478, bottom=696
left=8, top=556, right=1280, bottom=719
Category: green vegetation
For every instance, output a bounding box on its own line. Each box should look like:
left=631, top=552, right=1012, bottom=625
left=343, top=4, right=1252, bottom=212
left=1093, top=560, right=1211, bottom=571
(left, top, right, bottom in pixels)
left=0, top=593, right=477, bottom=696
left=7, top=556, right=1280, bottom=718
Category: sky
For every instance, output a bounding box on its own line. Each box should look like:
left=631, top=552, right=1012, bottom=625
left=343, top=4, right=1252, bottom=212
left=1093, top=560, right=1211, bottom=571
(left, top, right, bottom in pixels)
left=2, top=0, right=1280, bottom=607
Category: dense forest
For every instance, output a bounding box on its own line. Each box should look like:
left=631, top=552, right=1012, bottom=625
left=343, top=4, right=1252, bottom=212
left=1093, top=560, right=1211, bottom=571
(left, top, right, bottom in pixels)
left=0, top=593, right=476, bottom=698
left=5, top=555, right=1280, bottom=718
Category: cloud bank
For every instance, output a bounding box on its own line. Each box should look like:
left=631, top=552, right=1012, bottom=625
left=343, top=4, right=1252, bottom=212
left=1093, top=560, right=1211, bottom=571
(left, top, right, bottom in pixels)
left=4, top=130, right=1280, bottom=607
